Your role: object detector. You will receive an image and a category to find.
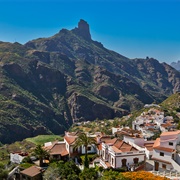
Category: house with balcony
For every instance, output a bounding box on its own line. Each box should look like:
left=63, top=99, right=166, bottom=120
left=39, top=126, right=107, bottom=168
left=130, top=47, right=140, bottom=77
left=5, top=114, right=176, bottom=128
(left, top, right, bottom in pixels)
left=64, top=131, right=97, bottom=157
left=100, top=138, right=145, bottom=169
left=152, top=130, right=180, bottom=171
left=44, top=131, right=97, bottom=161
left=123, top=134, right=154, bottom=160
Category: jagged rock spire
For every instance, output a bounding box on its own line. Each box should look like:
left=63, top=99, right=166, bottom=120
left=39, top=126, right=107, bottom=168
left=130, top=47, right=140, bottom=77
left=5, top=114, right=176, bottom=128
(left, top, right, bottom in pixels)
left=72, top=19, right=91, bottom=41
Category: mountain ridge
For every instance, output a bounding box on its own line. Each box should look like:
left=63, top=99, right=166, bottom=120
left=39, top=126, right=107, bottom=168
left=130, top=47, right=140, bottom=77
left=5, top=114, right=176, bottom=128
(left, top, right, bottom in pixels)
left=0, top=19, right=179, bottom=143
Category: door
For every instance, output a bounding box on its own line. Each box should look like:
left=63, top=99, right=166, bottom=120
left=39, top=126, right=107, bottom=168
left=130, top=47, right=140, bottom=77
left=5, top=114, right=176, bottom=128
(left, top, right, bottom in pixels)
left=155, top=161, right=159, bottom=171
left=133, top=158, right=139, bottom=164
left=122, top=158, right=127, bottom=167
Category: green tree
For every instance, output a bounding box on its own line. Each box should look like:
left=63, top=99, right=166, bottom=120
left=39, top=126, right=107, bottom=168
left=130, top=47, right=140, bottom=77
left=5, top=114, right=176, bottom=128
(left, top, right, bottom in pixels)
left=43, top=161, right=81, bottom=180
left=33, top=145, right=49, bottom=167
left=101, top=169, right=126, bottom=180
left=112, top=119, right=120, bottom=127
left=43, top=162, right=61, bottom=180
left=0, top=163, right=8, bottom=180
left=73, top=132, right=97, bottom=168
left=79, top=168, right=98, bottom=180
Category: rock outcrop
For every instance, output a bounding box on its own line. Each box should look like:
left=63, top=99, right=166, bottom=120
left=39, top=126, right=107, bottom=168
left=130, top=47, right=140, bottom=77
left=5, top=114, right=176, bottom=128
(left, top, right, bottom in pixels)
left=0, top=20, right=179, bottom=143
left=72, top=19, right=91, bottom=41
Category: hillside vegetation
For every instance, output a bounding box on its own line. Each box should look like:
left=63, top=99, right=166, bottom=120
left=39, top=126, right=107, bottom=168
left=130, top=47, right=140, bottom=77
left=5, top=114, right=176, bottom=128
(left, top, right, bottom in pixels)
left=0, top=20, right=179, bottom=143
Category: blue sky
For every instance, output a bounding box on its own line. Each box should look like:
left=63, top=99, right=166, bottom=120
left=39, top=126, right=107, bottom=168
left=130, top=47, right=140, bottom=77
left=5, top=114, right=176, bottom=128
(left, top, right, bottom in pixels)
left=0, top=0, right=180, bottom=63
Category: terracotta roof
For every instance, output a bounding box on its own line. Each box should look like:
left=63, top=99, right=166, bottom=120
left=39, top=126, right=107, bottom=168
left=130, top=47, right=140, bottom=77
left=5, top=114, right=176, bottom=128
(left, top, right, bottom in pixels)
left=50, top=143, right=69, bottom=156
left=120, top=128, right=141, bottom=135
left=100, top=137, right=117, bottom=144
left=160, top=130, right=180, bottom=136
left=153, top=138, right=160, bottom=148
left=64, top=136, right=77, bottom=144
left=113, top=139, right=123, bottom=148
left=112, top=140, right=138, bottom=153
left=153, top=137, right=175, bottom=152
left=151, top=157, right=171, bottom=164
left=21, top=166, right=44, bottom=177
left=153, top=146, right=174, bottom=153
left=111, top=146, right=122, bottom=153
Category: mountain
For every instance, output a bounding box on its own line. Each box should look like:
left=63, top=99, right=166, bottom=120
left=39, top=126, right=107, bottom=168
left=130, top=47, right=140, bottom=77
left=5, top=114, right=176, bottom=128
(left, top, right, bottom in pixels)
left=171, top=61, right=180, bottom=71
left=0, top=19, right=180, bottom=144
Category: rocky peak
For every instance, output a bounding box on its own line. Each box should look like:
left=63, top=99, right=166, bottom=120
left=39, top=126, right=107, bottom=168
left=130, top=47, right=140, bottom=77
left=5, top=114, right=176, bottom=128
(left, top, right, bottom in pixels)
left=72, top=19, right=91, bottom=41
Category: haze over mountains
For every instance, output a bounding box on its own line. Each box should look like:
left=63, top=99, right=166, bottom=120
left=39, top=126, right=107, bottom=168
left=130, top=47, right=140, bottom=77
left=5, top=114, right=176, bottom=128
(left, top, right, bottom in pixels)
left=0, top=19, right=180, bottom=144
left=171, top=61, right=180, bottom=72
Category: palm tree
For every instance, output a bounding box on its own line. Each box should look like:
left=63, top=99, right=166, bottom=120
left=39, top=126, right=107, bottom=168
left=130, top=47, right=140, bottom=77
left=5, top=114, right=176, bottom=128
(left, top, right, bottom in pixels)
left=73, top=132, right=97, bottom=168
left=33, top=145, right=49, bottom=167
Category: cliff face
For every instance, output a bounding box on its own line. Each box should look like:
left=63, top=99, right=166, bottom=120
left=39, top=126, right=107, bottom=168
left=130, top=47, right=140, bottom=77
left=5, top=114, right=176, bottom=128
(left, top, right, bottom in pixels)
left=0, top=20, right=180, bottom=143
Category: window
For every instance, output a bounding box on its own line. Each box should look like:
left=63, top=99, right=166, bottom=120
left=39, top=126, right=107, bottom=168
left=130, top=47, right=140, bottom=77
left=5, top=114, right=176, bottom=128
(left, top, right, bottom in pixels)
left=162, top=164, right=166, bottom=169
left=112, top=158, right=114, bottom=165
left=133, top=158, right=139, bottom=164
left=102, top=150, right=104, bottom=157
left=87, top=146, right=91, bottom=151
left=122, top=159, right=127, bottom=167
left=169, top=142, right=173, bottom=146
left=160, top=152, right=164, bottom=156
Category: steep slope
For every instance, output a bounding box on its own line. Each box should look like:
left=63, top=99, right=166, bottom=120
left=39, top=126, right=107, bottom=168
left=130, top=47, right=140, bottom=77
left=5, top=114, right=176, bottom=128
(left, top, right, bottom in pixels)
left=0, top=20, right=180, bottom=143
left=25, top=20, right=180, bottom=101
left=160, top=92, right=180, bottom=112
left=0, top=59, right=72, bottom=143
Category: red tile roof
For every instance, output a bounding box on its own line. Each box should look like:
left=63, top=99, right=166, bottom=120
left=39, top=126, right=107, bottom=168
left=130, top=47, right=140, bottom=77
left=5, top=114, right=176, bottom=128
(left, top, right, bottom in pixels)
left=112, top=140, right=138, bottom=153
left=100, top=137, right=117, bottom=144
left=50, top=143, right=69, bottom=156
left=160, top=130, right=180, bottom=136
left=153, top=138, right=160, bottom=148
left=21, top=166, right=44, bottom=177
left=153, top=146, right=174, bottom=153
left=64, top=136, right=77, bottom=144
left=153, top=137, right=174, bottom=152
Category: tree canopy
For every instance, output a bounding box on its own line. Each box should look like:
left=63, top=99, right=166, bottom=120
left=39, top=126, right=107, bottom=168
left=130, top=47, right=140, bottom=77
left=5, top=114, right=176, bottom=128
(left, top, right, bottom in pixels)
left=73, top=132, right=97, bottom=168
left=33, top=144, right=49, bottom=167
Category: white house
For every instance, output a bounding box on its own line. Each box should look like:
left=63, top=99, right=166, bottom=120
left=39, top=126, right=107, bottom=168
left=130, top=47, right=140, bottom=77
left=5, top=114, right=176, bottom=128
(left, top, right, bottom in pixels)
left=44, top=132, right=97, bottom=159
left=100, top=138, right=145, bottom=169
left=44, top=141, right=69, bottom=161
left=152, top=130, right=180, bottom=171
left=10, top=152, right=28, bottom=164
left=64, top=132, right=97, bottom=157
left=123, top=135, right=154, bottom=159
left=112, top=127, right=122, bottom=135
